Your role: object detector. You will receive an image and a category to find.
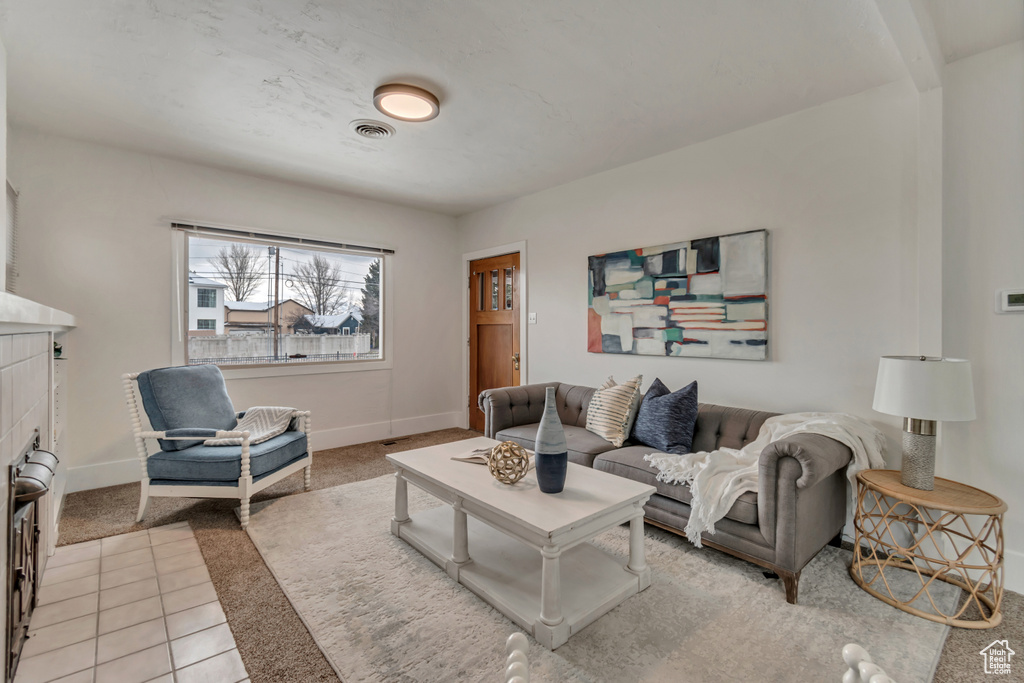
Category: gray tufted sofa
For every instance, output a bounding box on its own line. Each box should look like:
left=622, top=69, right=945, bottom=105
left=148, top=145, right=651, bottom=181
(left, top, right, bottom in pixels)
left=478, top=381, right=854, bottom=604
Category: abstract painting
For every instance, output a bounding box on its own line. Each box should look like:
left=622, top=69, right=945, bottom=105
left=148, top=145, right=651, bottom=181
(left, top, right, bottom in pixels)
left=588, top=229, right=768, bottom=360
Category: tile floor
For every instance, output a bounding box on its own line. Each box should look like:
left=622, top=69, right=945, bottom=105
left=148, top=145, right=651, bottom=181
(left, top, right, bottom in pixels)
left=14, top=522, right=250, bottom=683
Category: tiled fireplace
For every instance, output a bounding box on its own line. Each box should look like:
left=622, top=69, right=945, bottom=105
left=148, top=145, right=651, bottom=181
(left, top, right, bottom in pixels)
left=0, top=306, right=73, bottom=683
left=1, top=333, right=56, bottom=669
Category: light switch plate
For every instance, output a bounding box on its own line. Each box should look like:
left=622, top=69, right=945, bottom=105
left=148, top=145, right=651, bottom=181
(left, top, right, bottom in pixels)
left=528, top=312, right=537, bottom=324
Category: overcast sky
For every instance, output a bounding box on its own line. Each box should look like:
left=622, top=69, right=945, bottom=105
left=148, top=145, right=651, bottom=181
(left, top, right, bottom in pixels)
left=188, top=236, right=376, bottom=306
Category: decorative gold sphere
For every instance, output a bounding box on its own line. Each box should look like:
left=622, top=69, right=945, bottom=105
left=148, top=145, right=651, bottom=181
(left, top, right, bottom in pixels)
left=488, top=441, right=530, bottom=485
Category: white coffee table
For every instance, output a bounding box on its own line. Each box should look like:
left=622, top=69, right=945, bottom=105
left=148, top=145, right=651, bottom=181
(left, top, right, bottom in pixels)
left=386, top=436, right=655, bottom=649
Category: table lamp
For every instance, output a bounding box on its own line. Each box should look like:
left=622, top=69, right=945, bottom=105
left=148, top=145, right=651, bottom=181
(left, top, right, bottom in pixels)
left=872, top=356, right=975, bottom=490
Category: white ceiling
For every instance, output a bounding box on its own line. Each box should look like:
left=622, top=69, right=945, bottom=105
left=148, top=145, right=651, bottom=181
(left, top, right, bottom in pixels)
left=0, top=1, right=1019, bottom=215
left=924, top=0, right=1024, bottom=63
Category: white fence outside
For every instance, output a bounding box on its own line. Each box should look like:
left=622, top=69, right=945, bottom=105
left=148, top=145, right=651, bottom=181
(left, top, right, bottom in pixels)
left=189, top=332, right=372, bottom=361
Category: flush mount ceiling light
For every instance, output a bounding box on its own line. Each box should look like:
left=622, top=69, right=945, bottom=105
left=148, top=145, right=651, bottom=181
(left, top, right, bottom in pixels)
left=373, top=83, right=440, bottom=122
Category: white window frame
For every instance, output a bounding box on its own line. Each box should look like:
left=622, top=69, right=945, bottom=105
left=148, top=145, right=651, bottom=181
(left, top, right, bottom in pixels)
left=196, top=319, right=216, bottom=330
left=6, top=182, right=19, bottom=294
left=170, top=228, right=394, bottom=379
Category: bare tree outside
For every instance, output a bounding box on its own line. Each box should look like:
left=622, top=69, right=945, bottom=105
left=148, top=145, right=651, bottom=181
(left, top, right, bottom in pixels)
left=212, top=243, right=264, bottom=302
left=289, top=253, right=346, bottom=315
left=360, top=259, right=380, bottom=349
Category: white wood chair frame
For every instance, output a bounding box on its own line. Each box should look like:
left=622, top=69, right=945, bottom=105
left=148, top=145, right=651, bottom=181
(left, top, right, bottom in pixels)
left=123, top=372, right=313, bottom=529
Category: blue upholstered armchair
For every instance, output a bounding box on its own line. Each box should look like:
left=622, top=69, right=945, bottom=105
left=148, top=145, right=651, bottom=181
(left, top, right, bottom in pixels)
left=122, top=365, right=312, bottom=529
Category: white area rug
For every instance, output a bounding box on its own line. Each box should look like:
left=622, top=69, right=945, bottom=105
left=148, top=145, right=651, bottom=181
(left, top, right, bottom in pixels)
left=245, top=475, right=956, bottom=682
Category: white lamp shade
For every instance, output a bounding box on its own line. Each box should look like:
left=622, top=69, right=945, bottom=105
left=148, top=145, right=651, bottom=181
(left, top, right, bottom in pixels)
left=872, top=356, right=976, bottom=421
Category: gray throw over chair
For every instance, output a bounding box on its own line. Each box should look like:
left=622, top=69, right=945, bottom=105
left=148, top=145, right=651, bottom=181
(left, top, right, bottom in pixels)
left=123, top=365, right=312, bottom=529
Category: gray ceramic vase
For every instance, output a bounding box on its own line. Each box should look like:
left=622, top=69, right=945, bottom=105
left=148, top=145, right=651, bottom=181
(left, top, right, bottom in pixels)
left=534, top=387, right=568, bottom=493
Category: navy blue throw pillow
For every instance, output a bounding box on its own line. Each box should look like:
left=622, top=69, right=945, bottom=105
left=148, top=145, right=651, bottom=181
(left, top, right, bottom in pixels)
left=631, top=379, right=699, bottom=455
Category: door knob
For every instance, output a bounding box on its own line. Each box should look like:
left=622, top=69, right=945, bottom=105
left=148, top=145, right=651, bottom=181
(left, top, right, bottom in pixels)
left=512, top=353, right=520, bottom=371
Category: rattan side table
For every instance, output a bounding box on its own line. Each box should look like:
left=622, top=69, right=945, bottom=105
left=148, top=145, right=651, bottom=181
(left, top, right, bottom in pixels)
left=851, top=469, right=1005, bottom=629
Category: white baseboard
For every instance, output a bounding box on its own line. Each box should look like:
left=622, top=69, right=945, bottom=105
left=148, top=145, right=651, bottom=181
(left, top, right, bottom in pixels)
left=67, top=411, right=464, bottom=493
left=311, top=411, right=463, bottom=451
left=1005, top=549, right=1024, bottom=595
left=67, top=458, right=141, bottom=493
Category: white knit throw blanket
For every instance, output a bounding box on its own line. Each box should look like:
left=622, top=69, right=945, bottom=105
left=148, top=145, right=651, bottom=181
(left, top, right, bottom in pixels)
left=643, top=412, right=886, bottom=547
left=204, top=406, right=296, bottom=446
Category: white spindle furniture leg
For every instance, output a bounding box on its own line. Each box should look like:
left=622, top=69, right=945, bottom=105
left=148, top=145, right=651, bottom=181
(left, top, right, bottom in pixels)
left=539, top=545, right=563, bottom=627
left=843, top=644, right=871, bottom=683
left=239, top=432, right=252, bottom=528
left=122, top=373, right=152, bottom=522
left=452, top=497, right=470, bottom=563
left=505, top=632, right=529, bottom=682
left=450, top=497, right=470, bottom=578
left=627, top=508, right=647, bottom=573
left=392, top=469, right=410, bottom=536
left=842, top=643, right=896, bottom=683
left=302, top=411, right=313, bottom=490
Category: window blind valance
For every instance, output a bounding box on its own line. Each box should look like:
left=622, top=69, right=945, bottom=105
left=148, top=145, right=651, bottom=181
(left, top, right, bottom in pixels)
left=171, top=222, right=395, bottom=257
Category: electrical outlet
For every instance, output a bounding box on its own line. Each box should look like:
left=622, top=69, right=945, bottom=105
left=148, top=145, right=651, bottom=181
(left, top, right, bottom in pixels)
left=528, top=312, right=537, bottom=324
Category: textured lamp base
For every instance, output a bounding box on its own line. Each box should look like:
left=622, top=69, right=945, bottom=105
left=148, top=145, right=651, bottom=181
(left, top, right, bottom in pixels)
left=901, top=431, right=936, bottom=490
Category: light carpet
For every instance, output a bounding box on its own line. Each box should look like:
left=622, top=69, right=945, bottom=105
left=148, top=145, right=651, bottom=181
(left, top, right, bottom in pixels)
left=245, top=474, right=957, bottom=683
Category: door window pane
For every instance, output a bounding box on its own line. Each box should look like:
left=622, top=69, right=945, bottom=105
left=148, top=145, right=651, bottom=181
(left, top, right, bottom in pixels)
left=504, top=268, right=513, bottom=310
left=491, top=270, right=499, bottom=310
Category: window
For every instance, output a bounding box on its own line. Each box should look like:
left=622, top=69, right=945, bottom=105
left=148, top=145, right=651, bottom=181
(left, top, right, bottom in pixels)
left=182, top=229, right=386, bottom=368
left=196, top=288, right=217, bottom=308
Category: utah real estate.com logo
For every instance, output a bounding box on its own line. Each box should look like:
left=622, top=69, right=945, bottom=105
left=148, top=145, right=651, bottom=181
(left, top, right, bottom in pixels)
left=980, top=640, right=1015, bottom=675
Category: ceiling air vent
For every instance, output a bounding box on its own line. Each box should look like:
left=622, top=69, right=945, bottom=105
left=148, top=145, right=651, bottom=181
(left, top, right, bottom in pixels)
left=350, top=119, right=395, bottom=139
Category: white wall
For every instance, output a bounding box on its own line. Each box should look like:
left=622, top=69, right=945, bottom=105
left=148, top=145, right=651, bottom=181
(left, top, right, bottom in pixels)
left=459, top=81, right=919, bottom=429
left=8, top=129, right=463, bottom=490
left=941, top=41, right=1024, bottom=591
left=0, top=38, right=7, bottom=286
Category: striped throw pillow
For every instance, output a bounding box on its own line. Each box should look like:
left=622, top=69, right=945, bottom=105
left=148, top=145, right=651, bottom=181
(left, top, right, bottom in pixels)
left=586, top=375, right=643, bottom=447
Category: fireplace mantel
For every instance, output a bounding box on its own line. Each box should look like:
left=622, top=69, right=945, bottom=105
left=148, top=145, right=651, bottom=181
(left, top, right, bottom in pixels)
left=0, top=292, right=75, bottom=334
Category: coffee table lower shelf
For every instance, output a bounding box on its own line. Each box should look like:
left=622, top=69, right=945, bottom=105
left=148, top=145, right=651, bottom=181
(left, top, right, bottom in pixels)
left=396, top=505, right=644, bottom=649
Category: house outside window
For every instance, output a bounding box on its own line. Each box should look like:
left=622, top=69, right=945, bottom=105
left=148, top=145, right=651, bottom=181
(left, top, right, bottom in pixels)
left=196, top=288, right=217, bottom=308
left=187, top=275, right=226, bottom=335
left=183, top=232, right=385, bottom=367
left=197, top=319, right=216, bottom=330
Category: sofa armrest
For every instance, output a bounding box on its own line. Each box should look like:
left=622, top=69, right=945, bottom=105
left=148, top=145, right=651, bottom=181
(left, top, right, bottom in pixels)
left=759, top=433, right=853, bottom=491
left=757, top=433, right=853, bottom=562
left=478, top=383, right=559, bottom=438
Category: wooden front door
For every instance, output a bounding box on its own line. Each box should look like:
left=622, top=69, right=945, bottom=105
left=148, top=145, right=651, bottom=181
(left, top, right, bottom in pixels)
left=469, top=253, right=521, bottom=432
